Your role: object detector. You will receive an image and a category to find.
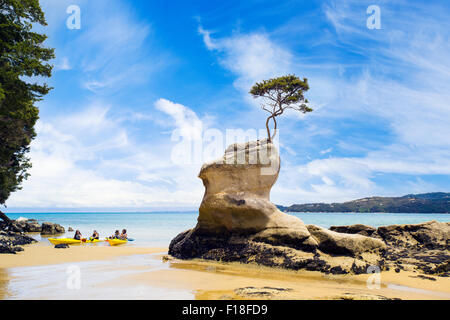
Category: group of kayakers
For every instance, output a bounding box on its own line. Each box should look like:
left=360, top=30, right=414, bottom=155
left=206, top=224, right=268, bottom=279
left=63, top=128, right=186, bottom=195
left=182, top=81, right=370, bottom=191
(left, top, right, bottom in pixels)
left=73, top=229, right=128, bottom=241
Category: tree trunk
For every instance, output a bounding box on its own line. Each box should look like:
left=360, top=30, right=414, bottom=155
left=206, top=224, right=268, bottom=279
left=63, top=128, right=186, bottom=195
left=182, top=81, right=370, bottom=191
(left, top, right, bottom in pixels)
left=266, top=114, right=275, bottom=143
left=271, top=116, right=277, bottom=140
left=0, top=210, right=11, bottom=225
left=0, top=210, right=22, bottom=233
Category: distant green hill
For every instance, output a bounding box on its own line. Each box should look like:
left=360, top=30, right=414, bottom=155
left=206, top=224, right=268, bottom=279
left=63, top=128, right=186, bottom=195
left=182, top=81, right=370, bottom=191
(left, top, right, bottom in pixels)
left=277, top=192, right=450, bottom=213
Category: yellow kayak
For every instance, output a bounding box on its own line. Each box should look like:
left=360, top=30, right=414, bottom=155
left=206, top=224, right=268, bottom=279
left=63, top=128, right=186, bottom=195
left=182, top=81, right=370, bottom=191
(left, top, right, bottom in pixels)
left=107, top=239, right=127, bottom=246
left=83, top=238, right=105, bottom=243
left=48, top=238, right=105, bottom=245
left=48, top=238, right=82, bottom=245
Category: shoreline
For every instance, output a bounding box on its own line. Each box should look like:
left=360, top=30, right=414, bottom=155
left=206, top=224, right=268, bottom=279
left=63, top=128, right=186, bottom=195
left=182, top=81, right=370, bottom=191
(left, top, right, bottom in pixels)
left=0, top=242, right=167, bottom=269
left=112, top=255, right=450, bottom=300
left=1, top=242, right=449, bottom=300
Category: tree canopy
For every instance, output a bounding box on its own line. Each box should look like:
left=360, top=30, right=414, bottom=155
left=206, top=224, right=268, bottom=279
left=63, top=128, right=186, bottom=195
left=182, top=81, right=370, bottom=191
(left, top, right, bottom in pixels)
left=250, top=75, right=312, bottom=142
left=0, top=0, right=54, bottom=207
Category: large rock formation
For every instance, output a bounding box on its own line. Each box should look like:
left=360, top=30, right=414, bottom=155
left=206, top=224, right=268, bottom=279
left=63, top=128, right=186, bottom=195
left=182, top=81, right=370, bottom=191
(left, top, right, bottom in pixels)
left=196, top=139, right=313, bottom=245
left=40, top=222, right=65, bottom=235
left=169, top=140, right=386, bottom=274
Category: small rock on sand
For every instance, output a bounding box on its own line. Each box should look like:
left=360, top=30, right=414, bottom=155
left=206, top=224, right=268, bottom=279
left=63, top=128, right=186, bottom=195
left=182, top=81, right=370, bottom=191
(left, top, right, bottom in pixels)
left=55, top=244, right=69, bottom=249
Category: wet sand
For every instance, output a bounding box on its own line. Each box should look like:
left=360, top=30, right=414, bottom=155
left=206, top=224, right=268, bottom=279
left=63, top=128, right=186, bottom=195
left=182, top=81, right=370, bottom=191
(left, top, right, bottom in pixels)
left=1, top=243, right=449, bottom=300
left=122, top=257, right=450, bottom=300
left=0, top=242, right=166, bottom=269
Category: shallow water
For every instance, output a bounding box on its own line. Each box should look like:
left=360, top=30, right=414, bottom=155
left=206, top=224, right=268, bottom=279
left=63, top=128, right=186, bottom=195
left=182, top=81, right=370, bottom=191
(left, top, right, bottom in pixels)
left=3, top=252, right=449, bottom=300
left=6, top=212, right=449, bottom=247
left=3, top=254, right=193, bottom=300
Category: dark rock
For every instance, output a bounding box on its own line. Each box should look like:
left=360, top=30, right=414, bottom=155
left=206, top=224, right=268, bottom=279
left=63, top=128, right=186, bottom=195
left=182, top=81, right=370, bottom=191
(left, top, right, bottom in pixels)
left=351, top=262, right=370, bottom=274
left=330, top=266, right=346, bottom=274
left=415, top=275, right=437, bottom=281
left=1, top=221, right=24, bottom=233
left=427, top=260, right=450, bottom=276
left=0, top=229, right=36, bottom=254
left=12, top=246, right=24, bottom=252
left=395, top=268, right=401, bottom=273
left=0, top=244, right=16, bottom=254
left=40, top=222, right=65, bottom=235
left=10, top=234, right=36, bottom=246
left=375, top=221, right=450, bottom=277
left=55, top=244, right=69, bottom=249
left=68, top=227, right=74, bottom=232
left=330, top=224, right=377, bottom=237
left=375, top=221, right=449, bottom=250
left=24, top=221, right=41, bottom=232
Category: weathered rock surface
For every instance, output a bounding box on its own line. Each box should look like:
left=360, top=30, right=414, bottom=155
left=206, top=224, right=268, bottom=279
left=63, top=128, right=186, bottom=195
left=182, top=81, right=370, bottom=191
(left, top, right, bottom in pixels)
left=330, top=221, right=450, bottom=276
left=14, top=218, right=42, bottom=232
left=234, top=287, right=293, bottom=298
left=169, top=140, right=387, bottom=274
left=306, top=225, right=385, bottom=256
left=0, top=228, right=36, bottom=254
left=0, top=218, right=55, bottom=254
left=330, top=224, right=376, bottom=237
left=377, top=221, right=449, bottom=276
left=40, top=222, right=65, bottom=235
left=1, top=218, right=69, bottom=253
left=196, top=139, right=311, bottom=238
left=376, top=220, right=449, bottom=249
left=24, top=221, right=41, bottom=232
left=0, top=244, right=24, bottom=254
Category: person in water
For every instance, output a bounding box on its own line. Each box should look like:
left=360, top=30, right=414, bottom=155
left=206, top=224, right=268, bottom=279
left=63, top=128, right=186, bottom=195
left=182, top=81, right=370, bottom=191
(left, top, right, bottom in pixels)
left=120, top=229, right=127, bottom=240
left=91, top=230, right=99, bottom=240
left=74, top=230, right=82, bottom=240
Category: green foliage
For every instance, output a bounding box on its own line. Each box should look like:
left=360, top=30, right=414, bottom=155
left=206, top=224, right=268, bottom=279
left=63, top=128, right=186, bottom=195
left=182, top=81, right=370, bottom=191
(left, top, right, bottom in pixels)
left=0, top=0, right=54, bottom=205
left=250, top=75, right=312, bottom=141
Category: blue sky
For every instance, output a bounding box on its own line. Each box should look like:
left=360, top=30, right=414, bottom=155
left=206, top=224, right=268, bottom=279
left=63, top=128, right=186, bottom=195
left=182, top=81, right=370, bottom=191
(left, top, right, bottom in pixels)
left=6, top=0, right=450, bottom=211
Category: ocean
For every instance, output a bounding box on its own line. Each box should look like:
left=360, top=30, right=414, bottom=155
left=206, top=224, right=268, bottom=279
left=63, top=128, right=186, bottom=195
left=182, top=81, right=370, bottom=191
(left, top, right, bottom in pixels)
left=7, top=212, right=450, bottom=247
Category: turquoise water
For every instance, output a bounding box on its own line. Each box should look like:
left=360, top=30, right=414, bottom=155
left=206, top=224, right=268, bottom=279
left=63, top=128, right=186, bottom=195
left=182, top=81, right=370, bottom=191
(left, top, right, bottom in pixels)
left=7, top=212, right=449, bottom=247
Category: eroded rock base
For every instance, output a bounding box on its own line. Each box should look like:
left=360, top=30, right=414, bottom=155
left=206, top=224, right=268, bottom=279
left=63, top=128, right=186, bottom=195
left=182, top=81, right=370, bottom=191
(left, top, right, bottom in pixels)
left=169, top=227, right=384, bottom=275
left=169, top=221, right=449, bottom=276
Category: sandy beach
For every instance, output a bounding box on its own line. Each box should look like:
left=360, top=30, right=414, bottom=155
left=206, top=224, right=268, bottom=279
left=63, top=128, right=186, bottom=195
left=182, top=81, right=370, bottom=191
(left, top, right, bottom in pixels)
left=0, top=242, right=166, bottom=269
left=132, top=257, right=450, bottom=300
left=1, top=242, right=449, bottom=300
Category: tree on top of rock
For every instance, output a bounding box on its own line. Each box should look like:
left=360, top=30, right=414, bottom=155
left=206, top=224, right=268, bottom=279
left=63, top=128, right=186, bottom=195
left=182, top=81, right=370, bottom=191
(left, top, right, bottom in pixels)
left=250, top=75, right=312, bottom=142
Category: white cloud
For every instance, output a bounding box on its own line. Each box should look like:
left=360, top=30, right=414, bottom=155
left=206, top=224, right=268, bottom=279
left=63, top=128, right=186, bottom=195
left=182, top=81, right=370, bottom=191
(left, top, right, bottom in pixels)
left=42, top=0, right=170, bottom=94
left=55, top=57, right=71, bottom=71
left=320, top=147, right=333, bottom=155
left=154, top=98, right=203, bottom=140
left=199, top=26, right=292, bottom=91
left=7, top=100, right=205, bottom=209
